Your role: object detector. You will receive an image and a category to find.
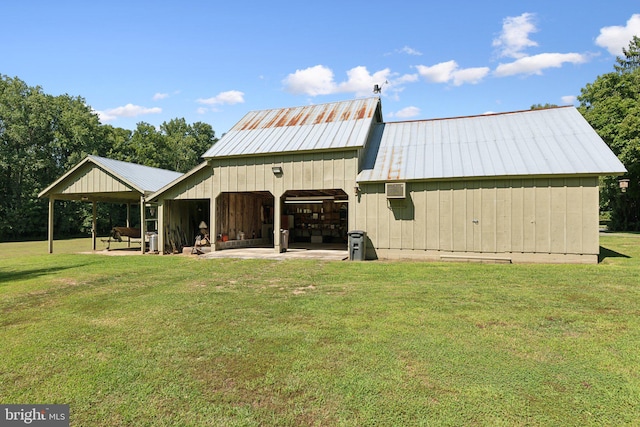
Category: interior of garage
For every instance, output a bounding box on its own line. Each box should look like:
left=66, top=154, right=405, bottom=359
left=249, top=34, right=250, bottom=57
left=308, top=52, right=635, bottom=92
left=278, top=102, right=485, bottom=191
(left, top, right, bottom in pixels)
left=163, top=199, right=210, bottom=253
left=215, top=192, right=275, bottom=244
left=212, top=189, right=349, bottom=251
left=281, top=189, right=348, bottom=246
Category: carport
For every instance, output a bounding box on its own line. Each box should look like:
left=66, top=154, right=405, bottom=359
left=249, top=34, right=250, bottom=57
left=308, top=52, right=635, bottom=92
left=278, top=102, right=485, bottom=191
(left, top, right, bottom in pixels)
left=38, top=155, right=183, bottom=253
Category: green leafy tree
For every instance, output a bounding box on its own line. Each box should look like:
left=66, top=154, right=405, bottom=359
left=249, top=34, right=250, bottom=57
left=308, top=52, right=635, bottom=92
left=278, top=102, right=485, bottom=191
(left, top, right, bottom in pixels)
left=161, top=118, right=217, bottom=172
left=579, top=37, right=640, bottom=230
left=103, top=125, right=133, bottom=161
left=1, top=74, right=219, bottom=240
left=128, top=122, right=169, bottom=169
left=530, top=103, right=559, bottom=110
left=0, top=75, right=104, bottom=239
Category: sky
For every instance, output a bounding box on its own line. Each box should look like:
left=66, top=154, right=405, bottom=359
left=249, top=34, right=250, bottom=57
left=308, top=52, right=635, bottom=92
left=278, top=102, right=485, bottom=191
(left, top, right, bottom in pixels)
left=2, top=1, right=640, bottom=136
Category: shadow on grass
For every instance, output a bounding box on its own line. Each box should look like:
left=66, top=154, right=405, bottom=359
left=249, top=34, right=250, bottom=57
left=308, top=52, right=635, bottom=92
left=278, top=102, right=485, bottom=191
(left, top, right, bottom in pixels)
left=0, top=263, right=93, bottom=285
left=599, top=246, right=631, bottom=262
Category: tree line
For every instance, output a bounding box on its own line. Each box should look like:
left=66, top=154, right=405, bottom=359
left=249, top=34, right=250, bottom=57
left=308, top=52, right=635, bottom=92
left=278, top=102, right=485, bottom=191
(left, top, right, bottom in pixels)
left=579, top=36, right=640, bottom=231
left=0, top=75, right=217, bottom=241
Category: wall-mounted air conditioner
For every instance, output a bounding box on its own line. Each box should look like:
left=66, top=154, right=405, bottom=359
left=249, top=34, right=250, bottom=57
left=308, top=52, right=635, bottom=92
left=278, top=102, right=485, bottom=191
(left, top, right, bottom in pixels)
left=385, top=182, right=406, bottom=199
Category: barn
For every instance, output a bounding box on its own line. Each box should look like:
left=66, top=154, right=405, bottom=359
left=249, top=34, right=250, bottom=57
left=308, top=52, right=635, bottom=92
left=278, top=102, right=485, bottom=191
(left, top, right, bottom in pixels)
left=40, top=97, right=626, bottom=263
left=149, top=97, right=626, bottom=263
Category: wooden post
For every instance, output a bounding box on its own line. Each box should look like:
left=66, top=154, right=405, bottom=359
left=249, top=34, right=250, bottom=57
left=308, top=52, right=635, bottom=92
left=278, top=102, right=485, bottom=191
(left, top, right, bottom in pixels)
left=126, top=203, right=131, bottom=248
left=274, top=193, right=282, bottom=253
left=210, top=195, right=217, bottom=251
left=48, top=198, right=54, bottom=254
left=157, top=202, right=164, bottom=255
left=92, top=200, right=97, bottom=251
left=140, top=196, right=146, bottom=254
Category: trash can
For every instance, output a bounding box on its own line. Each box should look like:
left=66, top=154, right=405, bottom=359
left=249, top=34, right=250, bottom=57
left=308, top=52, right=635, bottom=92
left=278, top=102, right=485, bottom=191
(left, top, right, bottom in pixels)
left=280, top=229, right=289, bottom=253
left=148, top=232, right=158, bottom=253
left=348, top=230, right=366, bottom=261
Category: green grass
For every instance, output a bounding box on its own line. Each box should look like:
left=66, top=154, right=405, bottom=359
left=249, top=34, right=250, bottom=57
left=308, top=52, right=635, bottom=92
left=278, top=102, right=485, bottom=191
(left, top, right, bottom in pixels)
left=1, top=236, right=640, bottom=426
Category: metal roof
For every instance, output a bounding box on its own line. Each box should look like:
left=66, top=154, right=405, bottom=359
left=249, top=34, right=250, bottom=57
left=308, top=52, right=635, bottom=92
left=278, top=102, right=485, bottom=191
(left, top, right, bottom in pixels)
left=202, top=97, right=381, bottom=158
left=39, top=155, right=184, bottom=199
left=357, top=107, right=626, bottom=182
left=88, top=156, right=183, bottom=193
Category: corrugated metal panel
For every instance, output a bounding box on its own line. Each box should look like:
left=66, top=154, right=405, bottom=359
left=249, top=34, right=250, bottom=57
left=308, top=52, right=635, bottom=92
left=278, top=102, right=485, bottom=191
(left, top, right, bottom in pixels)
left=203, top=97, right=381, bottom=158
left=357, top=107, right=626, bottom=182
left=89, top=155, right=183, bottom=193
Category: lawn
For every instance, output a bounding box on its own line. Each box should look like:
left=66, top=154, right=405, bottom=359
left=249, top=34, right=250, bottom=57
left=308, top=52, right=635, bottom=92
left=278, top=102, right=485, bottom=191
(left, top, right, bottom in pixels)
left=1, top=235, right=639, bottom=426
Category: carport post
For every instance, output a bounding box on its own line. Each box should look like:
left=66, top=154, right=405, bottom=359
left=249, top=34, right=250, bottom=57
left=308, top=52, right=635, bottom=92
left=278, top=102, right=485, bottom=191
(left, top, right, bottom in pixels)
left=126, top=203, right=131, bottom=248
left=157, top=203, right=164, bottom=255
left=48, top=197, right=54, bottom=254
left=140, top=196, right=146, bottom=254
left=92, top=200, right=97, bottom=251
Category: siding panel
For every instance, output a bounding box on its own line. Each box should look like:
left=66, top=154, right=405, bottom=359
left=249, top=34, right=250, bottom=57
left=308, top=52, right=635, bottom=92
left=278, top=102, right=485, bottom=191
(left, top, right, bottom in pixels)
left=357, top=176, right=600, bottom=260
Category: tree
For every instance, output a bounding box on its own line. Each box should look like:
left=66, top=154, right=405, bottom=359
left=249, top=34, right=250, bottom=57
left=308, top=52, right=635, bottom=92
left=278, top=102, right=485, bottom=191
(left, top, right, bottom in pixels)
left=0, top=75, right=104, bottom=239
left=111, top=120, right=217, bottom=173
left=615, top=35, right=640, bottom=72
left=1, top=74, right=219, bottom=240
left=530, top=103, right=559, bottom=110
left=579, top=37, right=640, bottom=230
left=161, top=119, right=217, bottom=172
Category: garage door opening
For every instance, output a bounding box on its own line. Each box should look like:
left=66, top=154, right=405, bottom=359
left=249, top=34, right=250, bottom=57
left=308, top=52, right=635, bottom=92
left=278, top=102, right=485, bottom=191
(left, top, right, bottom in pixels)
left=163, top=199, right=210, bottom=253
left=216, top=191, right=275, bottom=250
left=281, top=189, right=348, bottom=249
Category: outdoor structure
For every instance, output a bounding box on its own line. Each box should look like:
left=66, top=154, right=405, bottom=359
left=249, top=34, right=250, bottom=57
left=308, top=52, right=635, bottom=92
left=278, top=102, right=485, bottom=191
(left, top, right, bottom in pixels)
left=38, top=155, right=182, bottom=253
left=356, top=107, right=627, bottom=263
left=42, top=97, right=627, bottom=263
left=148, top=97, right=626, bottom=263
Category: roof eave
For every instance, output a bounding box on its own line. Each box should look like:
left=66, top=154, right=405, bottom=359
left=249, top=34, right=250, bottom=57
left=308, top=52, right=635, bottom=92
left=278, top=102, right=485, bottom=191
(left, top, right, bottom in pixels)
left=356, top=171, right=628, bottom=184
left=148, top=161, right=211, bottom=201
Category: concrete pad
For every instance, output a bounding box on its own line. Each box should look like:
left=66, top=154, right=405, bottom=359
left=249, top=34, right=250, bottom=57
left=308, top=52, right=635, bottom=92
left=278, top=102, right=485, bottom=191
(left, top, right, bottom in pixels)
left=198, top=244, right=349, bottom=261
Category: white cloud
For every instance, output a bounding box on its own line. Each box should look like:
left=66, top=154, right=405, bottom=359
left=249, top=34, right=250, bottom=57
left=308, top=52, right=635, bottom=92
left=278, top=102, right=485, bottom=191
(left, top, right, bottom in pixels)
left=282, top=65, right=337, bottom=96
left=94, top=104, right=162, bottom=122
left=396, top=73, right=419, bottom=84
left=494, top=52, right=587, bottom=77
left=283, top=65, right=393, bottom=97
left=338, top=66, right=392, bottom=96
left=196, top=107, right=208, bottom=115
left=561, top=95, right=577, bottom=105
left=493, top=12, right=538, bottom=59
left=452, top=67, right=491, bottom=86
left=416, top=60, right=458, bottom=83
left=153, top=92, right=169, bottom=101
left=595, top=14, right=640, bottom=56
left=415, top=61, right=489, bottom=86
left=393, top=106, right=421, bottom=119
left=197, top=90, right=245, bottom=105
left=399, top=46, right=422, bottom=56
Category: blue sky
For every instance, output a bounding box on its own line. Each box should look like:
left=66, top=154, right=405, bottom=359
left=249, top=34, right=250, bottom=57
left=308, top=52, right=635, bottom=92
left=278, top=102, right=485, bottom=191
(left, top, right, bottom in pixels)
left=2, top=1, right=639, bottom=136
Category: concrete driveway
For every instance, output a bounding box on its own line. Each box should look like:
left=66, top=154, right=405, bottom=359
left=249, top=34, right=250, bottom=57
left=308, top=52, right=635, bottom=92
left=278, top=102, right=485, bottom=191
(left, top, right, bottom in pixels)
left=198, top=243, right=349, bottom=261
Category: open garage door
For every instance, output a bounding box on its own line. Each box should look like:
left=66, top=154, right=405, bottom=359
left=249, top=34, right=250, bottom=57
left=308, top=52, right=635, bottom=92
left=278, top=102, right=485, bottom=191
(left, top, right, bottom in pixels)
left=163, top=199, right=210, bottom=253
left=215, top=191, right=275, bottom=249
left=281, top=189, right=348, bottom=247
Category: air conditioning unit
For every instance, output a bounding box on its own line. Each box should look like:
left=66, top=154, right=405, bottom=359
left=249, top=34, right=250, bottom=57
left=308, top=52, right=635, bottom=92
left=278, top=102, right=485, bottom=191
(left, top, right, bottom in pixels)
left=385, top=182, right=406, bottom=199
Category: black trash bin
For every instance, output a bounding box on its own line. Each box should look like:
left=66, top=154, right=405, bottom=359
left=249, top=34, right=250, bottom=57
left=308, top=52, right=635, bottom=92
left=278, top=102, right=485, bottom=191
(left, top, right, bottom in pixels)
left=348, top=230, right=366, bottom=261
left=280, top=229, right=289, bottom=253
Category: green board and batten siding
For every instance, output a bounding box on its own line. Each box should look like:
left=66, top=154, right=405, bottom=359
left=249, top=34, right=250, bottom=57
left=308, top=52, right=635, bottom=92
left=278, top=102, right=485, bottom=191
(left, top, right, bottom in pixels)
left=357, top=177, right=599, bottom=263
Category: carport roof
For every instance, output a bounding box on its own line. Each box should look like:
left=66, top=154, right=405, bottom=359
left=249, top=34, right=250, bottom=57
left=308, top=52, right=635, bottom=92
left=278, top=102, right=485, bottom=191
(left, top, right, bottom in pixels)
left=38, top=155, right=183, bottom=202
